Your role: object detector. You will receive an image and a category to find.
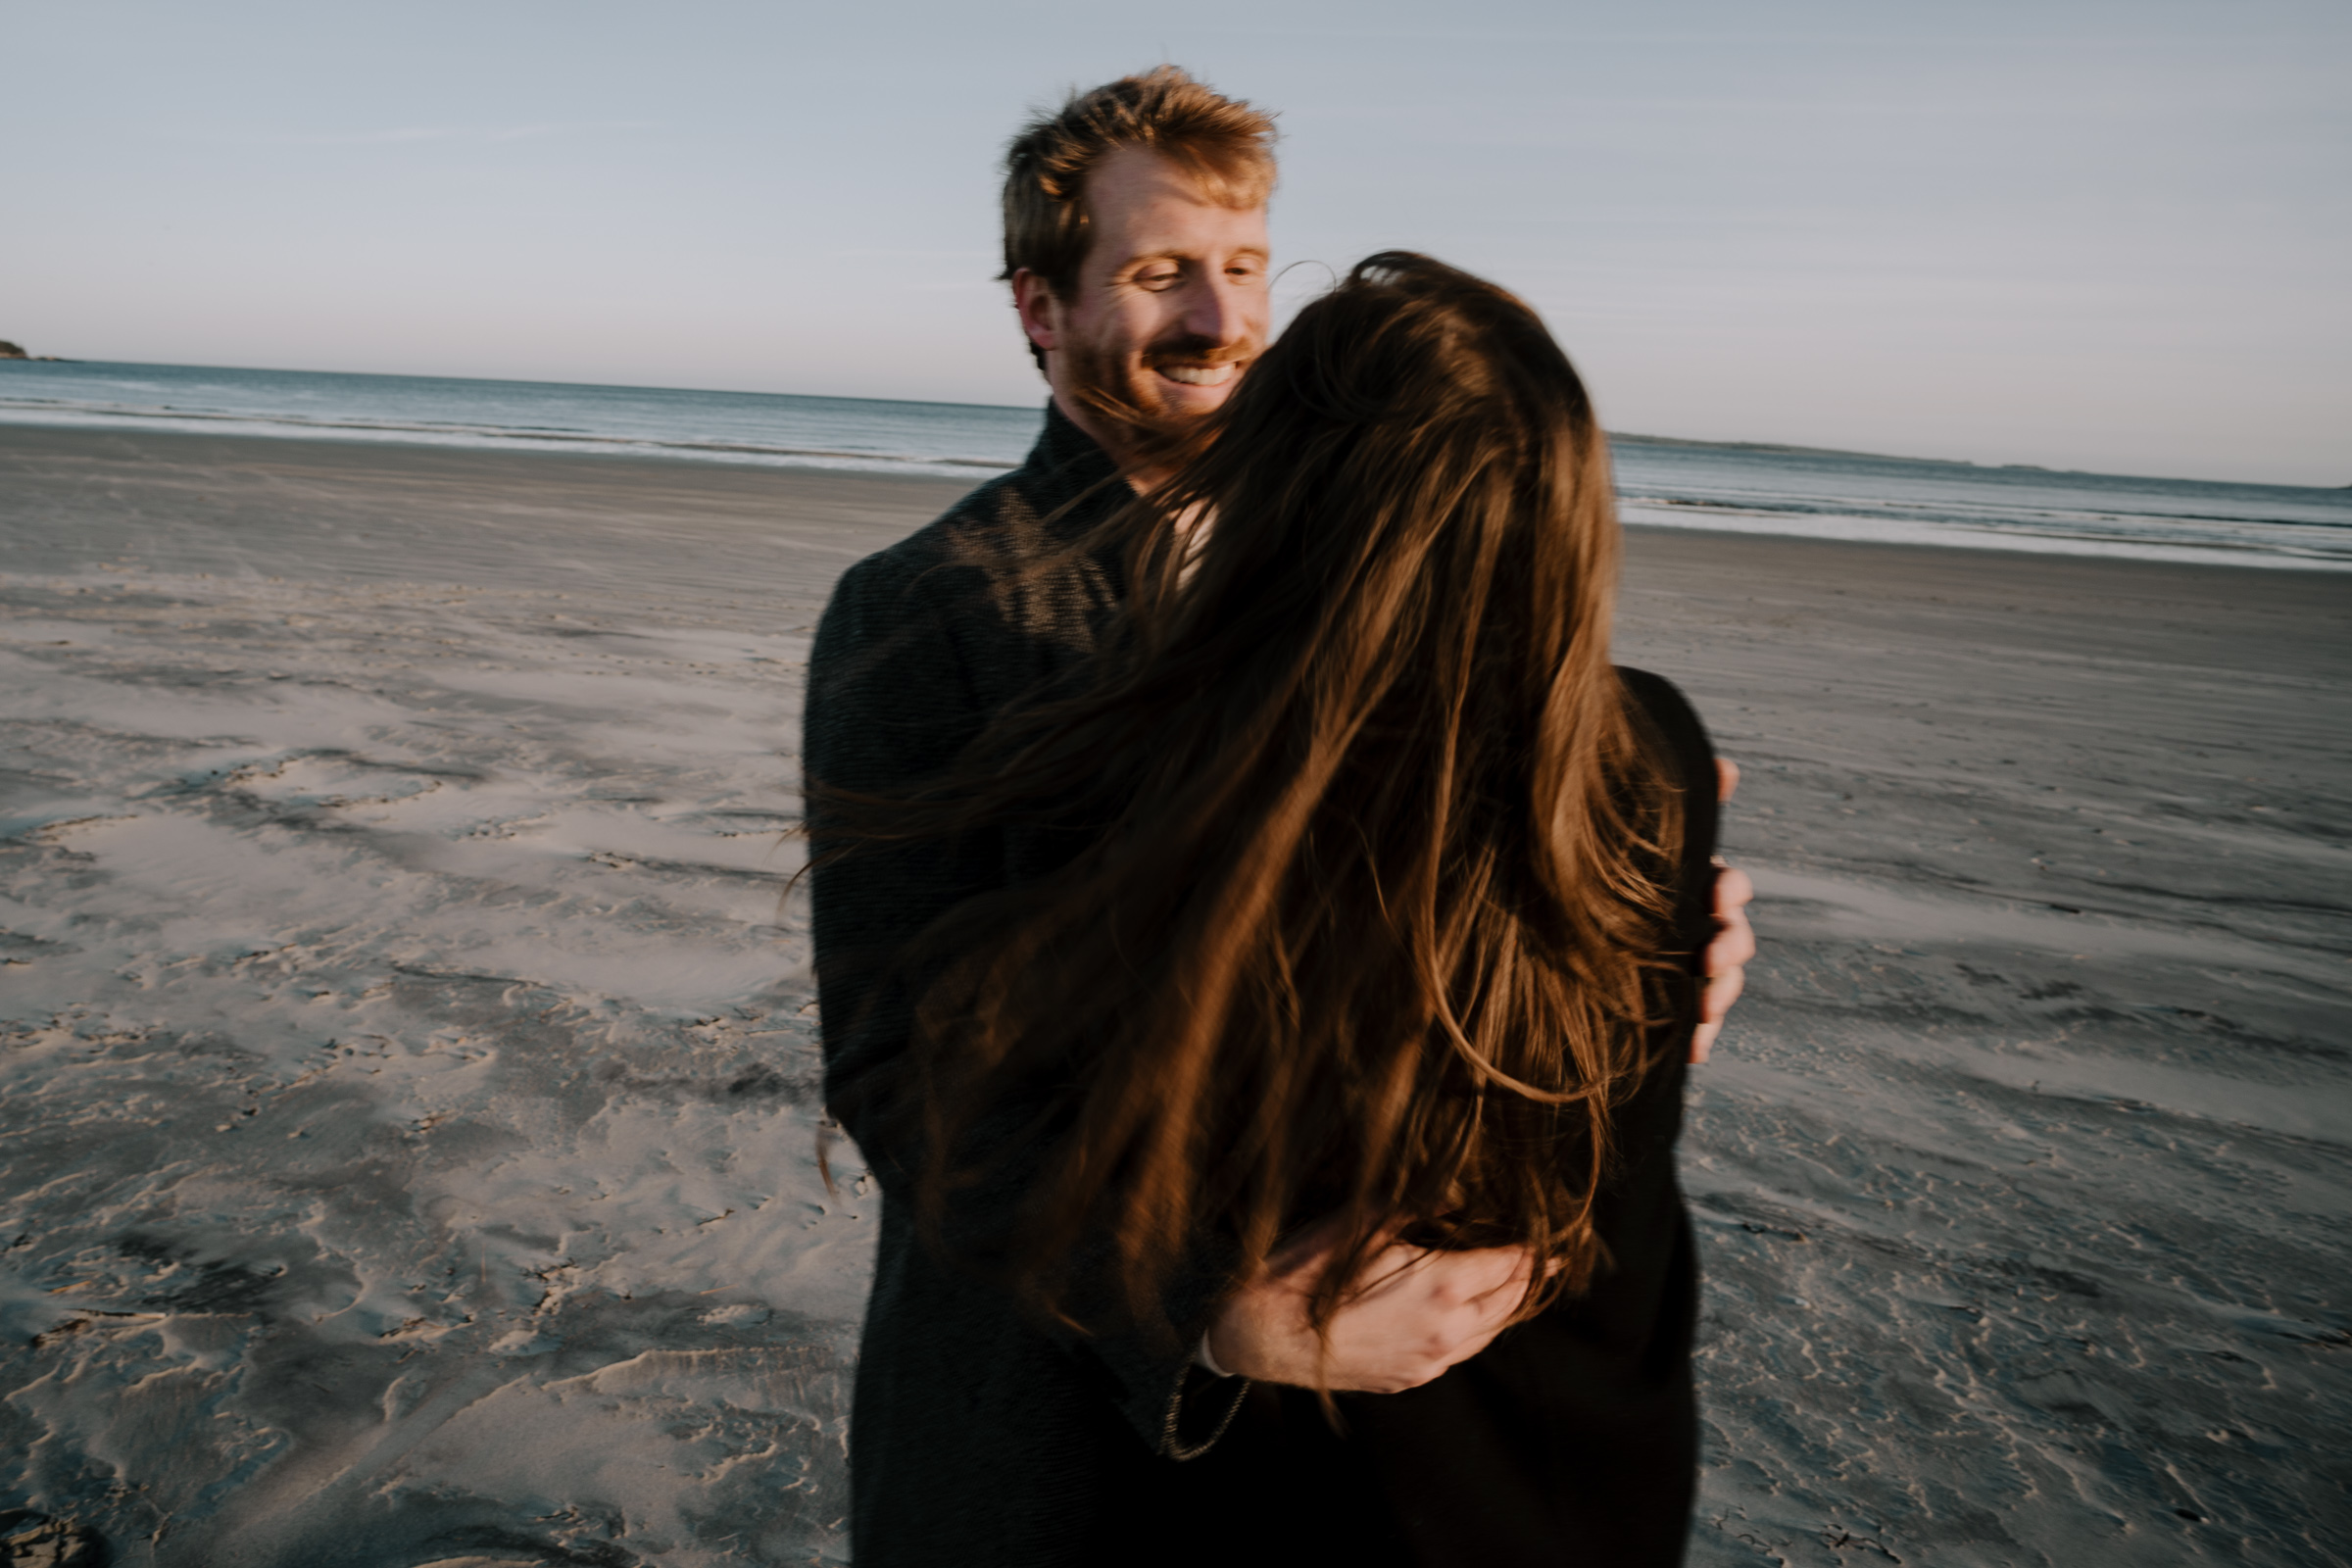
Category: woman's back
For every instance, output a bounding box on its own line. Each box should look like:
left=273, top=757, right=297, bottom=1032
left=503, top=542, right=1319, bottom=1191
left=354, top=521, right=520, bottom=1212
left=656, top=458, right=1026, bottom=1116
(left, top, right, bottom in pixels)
left=899, top=255, right=1697, bottom=1319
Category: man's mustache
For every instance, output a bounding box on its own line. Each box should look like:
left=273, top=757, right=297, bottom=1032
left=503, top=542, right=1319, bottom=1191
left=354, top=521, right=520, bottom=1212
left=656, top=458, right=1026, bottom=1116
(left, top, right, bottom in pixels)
left=1143, top=333, right=1256, bottom=368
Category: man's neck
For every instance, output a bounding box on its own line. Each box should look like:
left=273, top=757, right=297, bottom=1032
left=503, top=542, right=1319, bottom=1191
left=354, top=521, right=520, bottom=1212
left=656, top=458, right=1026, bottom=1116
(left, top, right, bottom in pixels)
left=1049, top=389, right=1167, bottom=495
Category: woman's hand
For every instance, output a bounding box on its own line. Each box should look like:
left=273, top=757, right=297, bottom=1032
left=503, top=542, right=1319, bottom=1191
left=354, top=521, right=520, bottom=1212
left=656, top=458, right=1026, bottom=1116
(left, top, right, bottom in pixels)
left=1695, top=760, right=1756, bottom=1064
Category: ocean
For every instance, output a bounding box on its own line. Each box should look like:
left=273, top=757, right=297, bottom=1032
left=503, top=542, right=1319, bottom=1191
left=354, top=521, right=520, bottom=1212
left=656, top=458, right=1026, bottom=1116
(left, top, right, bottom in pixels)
left=4, top=359, right=2344, bottom=570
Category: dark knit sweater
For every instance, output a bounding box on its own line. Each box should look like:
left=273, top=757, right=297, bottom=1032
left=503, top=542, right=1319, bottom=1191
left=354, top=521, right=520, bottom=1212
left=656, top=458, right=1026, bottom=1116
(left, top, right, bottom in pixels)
left=804, top=403, right=1713, bottom=1567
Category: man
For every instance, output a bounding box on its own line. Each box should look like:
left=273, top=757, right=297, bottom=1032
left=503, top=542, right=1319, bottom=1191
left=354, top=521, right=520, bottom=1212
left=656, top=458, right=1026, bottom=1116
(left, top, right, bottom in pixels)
left=805, top=67, right=1754, bottom=1565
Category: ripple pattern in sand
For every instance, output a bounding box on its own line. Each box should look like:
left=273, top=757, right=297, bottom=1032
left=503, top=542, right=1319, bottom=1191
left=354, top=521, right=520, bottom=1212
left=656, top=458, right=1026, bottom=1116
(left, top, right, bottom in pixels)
left=1, top=569, right=860, bottom=1567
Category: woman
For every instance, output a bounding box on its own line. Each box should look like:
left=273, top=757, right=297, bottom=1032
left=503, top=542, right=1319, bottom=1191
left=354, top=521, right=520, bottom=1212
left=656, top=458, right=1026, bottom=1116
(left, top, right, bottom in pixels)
left=809, top=253, right=1727, bottom=1566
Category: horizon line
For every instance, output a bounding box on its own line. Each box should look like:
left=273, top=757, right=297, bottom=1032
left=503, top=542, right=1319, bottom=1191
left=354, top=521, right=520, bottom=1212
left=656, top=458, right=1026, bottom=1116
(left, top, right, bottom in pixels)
left=1, top=353, right=2341, bottom=494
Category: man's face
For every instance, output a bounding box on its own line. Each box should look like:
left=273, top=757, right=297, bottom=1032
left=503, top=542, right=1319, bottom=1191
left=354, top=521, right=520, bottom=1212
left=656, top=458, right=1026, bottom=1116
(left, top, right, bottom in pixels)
left=1015, top=145, right=1271, bottom=458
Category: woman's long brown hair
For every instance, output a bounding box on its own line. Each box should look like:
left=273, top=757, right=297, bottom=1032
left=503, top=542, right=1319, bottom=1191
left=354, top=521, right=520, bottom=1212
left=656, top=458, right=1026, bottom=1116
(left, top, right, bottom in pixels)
left=827, top=253, right=1683, bottom=1351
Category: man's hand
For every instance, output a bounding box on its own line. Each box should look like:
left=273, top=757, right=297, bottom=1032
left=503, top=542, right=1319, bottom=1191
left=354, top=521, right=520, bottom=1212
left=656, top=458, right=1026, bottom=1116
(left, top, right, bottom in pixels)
left=1695, top=759, right=1756, bottom=1064
left=1205, top=1231, right=1542, bottom=1394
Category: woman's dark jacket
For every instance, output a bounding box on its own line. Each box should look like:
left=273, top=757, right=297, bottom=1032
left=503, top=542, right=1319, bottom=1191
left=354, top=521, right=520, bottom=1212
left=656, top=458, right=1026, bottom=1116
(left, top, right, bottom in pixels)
left=803, top=404, right=1716, bottom=1567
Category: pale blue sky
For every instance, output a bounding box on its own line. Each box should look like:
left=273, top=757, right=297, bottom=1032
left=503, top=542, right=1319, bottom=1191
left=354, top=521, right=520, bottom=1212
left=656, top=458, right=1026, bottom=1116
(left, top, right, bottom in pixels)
left=5, top=0, right=2346, bottom=484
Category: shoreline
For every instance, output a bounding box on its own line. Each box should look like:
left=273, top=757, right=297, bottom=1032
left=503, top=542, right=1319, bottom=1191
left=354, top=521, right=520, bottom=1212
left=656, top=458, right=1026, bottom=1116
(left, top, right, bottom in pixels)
left=9, top=360, right=2344, bottom=493
left=3, top=422, right=2346, bottom=585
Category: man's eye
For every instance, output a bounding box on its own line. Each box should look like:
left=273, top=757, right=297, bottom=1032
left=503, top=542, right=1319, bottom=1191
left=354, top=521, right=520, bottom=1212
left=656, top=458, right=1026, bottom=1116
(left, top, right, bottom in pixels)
left=1135, top=270, right=1181, bottom=289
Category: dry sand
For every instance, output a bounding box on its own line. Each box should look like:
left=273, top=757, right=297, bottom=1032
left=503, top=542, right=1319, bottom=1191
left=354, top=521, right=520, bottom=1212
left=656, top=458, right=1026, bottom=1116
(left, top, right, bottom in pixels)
left=1, top=426, right=2345, bottom=1567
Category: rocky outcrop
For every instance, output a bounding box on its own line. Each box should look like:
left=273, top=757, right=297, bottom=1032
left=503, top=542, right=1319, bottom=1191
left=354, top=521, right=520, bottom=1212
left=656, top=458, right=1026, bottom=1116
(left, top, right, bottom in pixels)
left=0, top=341, right=26, bottom=360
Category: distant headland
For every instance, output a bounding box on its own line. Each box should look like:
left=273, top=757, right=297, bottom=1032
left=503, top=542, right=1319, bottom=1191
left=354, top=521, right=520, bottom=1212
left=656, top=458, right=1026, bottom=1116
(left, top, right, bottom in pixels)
left=0, top=341, right=74, bottom=363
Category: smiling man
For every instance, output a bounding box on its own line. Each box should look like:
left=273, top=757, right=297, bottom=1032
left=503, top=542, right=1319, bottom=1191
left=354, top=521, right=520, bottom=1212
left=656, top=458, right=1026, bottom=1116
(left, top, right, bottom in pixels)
left=803, top=68, right=1753, bottom=1567
left=805, top=74, right=1302, bottom=1564
left=1006, top=131, right=1270, bottom=472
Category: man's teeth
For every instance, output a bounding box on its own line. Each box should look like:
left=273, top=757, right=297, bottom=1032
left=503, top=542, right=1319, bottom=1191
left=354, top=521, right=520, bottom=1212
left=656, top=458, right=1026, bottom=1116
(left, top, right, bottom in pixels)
left=1158, top=363, right=1238, bottom=386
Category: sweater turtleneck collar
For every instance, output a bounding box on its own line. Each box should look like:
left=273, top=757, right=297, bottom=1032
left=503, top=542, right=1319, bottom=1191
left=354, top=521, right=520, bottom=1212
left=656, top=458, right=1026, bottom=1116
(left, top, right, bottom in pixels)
left=1023, top=399, right=1129, bottom=539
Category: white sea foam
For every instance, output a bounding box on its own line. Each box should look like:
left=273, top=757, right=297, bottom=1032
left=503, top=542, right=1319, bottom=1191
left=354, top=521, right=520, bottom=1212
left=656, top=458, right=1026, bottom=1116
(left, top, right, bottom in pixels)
left=1616, top=497, right=2352, bottom=571
left=5, top=362, right=2349, bottom=567
left=0, top=362, right=1036, bottom=480
left=0, top=398, right=1021, bottom=476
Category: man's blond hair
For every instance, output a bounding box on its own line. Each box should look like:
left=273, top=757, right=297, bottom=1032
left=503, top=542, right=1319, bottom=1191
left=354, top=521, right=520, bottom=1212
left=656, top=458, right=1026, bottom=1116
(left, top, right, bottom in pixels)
left=1001, top=66, right=1278, bottom=310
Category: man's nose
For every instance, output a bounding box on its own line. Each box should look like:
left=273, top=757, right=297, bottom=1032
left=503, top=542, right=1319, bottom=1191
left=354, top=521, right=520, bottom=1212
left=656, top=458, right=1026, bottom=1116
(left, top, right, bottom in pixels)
left=1181, top=269, right=1256, bottom=349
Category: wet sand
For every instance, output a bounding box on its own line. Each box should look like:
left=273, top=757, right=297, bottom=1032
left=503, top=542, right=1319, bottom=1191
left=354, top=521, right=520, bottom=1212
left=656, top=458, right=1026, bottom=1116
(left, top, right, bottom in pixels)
left=1, top=426, right=2345, bottom=1567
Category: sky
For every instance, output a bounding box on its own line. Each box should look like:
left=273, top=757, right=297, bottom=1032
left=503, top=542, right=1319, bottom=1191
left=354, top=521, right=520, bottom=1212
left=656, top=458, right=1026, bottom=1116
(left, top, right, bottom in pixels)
left=5, top=0, right=2346, bottom=485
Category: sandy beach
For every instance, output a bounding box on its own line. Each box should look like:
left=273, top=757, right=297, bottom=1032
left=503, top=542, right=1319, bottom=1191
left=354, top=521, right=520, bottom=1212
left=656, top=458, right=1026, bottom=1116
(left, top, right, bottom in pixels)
left=2, top=425, right=2345, bottom=1567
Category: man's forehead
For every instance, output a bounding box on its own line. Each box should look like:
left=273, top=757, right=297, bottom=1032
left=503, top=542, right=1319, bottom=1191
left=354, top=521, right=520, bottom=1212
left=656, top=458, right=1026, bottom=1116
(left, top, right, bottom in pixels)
left=1085, top=146, right=1269, bottom=260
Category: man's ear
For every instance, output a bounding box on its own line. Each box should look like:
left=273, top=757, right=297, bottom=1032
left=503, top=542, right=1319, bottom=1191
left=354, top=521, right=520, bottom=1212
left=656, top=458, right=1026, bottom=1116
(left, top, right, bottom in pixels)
left=1011, top=269, right=1060, bottom=356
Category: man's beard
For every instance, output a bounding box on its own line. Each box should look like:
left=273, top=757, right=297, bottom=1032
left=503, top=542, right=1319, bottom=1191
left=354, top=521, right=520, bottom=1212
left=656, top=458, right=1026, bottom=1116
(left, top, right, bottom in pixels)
left=1062, top=329, right=1257, bottom=457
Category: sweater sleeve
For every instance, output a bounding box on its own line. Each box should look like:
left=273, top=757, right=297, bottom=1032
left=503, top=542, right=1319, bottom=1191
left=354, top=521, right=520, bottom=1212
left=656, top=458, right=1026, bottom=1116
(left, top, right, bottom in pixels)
left=805, top=551, right=996, bottom=1159
left=1615, top=665, right=1722, bottom=967
left=803, top=549, right=1249, bottom=1459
